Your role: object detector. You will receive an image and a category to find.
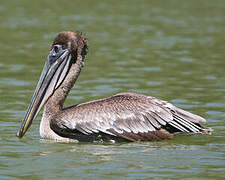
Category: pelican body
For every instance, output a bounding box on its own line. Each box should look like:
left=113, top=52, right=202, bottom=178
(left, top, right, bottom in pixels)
left=17, top=32, right=211, bottom=142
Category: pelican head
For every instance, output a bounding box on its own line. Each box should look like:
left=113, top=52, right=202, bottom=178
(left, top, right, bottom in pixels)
left=17, top=32, right=88, bottom=138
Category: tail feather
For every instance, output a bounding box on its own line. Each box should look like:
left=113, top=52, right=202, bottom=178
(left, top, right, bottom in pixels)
left=200, top=127, right=213, bottom=135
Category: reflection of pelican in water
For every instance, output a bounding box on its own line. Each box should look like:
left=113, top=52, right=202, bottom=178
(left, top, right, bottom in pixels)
left=17, top=32, right=212, bottom=142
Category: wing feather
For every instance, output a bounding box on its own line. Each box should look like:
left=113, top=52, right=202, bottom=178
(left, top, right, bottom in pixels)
left=50, top=93, right=210, bottom=142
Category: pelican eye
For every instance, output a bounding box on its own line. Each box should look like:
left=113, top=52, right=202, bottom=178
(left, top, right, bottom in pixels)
left=48, top=44, right=66, bottom=65
left=49, top=45, right=63, bottom=59
left=53, top=45, right=62, bottom=54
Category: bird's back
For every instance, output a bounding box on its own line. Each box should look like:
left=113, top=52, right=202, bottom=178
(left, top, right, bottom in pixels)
left=50, top=92, right=211, bottom=142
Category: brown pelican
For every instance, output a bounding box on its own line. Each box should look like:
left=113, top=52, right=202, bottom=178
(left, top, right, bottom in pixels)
left=17, top=31, right=212, bottom=143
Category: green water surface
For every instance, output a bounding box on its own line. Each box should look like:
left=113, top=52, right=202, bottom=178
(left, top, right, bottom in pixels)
left=0, top=0, right=224, bottom=179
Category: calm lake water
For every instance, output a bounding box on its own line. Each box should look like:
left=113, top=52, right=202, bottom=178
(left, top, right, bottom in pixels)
left=0, top=0, right=224, bottom=179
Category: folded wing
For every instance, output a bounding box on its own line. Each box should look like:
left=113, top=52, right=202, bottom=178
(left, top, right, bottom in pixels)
left=50, top=93, right=211, bottom=142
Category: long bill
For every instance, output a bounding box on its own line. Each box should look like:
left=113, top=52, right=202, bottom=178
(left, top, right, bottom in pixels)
left=17, top=49, right=72, bottom=138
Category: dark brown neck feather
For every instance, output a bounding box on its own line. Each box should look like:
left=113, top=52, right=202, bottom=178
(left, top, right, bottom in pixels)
left=45, top=56, right=84, bottom=114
